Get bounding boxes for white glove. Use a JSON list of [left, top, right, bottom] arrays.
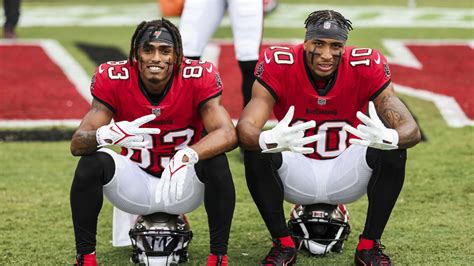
[[156, 147, 199, 205], [343, 101, 399, 150], [259, 106, 322, 154], [96, 114, 160, 148]]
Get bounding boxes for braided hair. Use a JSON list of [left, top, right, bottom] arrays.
[[304, 10, 353, 32], [128, 18, 183, 71]]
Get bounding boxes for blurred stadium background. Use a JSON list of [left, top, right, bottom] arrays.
[[0, 0, 473, 264]]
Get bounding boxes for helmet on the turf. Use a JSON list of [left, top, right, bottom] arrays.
[[288, 203, 351, 255], [129, 212, 192, 265]]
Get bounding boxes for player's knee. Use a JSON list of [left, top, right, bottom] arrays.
[[381, 149, 407, 170], [244, 150, 282, 169], [196, 153, 232, 184], [244, 150, 267, 164], [73, 152, 115, 186], [367, 148, 407, 171]]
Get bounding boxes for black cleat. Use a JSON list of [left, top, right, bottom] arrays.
[[261, 239, 297, 266], [354, 240, 392, 266]]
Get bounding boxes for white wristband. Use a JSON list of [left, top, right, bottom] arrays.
[[182, 147, 199, 164], [258, 131, 269, 151], [388, 128, 399, 146], [96, 125, 110, 147]]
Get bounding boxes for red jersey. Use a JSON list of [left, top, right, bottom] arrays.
[[91, 59, 223, 176], [255, 44, 392, 159]]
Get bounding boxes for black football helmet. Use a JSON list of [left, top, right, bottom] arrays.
[[288, 203, 351, 255], [129, 212, 193, 265]]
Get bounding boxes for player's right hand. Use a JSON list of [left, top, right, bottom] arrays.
[[96, 114, 161, 148], [259, 106, 322, 154]]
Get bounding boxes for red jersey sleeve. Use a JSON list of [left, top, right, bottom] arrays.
[[351, 48, 392, 101], [254, 47, 289, 101], [90, 62, 118, 112], [193, 61, 223, 108]]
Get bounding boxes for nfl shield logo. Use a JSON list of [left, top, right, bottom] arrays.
[[318, 98, 327, 105], [152, 108, 161, 116], [324, 21, 332, 29]]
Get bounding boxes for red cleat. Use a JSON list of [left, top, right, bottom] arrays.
[[75, 252, 97, 266], [355, 239, 392, 266], [207, 253, 228, 266]]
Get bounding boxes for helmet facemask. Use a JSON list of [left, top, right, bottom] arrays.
[[288, 203, 351, 256], [129, 212, 193, 265]]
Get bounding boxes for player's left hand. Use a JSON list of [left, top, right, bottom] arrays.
[[156, 147, 199, 205], [343, 101, 399, 150]]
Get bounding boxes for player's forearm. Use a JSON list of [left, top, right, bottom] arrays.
[[191, 126, 238, 160], [395, 122, 421, 149], [236, 120, 263, 151], [70, 130, 99, 156], [377, 94, 421, 149]]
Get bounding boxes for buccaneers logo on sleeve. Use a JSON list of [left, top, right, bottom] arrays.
[[89, 74, 97, 92], [256, 62, 264, 78], [215, 73, 223, 88], [383, 63, 391, 78]]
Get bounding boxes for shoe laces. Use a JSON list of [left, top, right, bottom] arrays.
[[263, 239, 289, 263], [371, 242, 391, 264]]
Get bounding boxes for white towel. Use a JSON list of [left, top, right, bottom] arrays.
[[112, 207, 139, 247]]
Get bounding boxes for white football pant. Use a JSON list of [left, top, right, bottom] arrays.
[[99, 148, 205, 215], [278, 145, 373, 205], [179, 0, 263, 61]]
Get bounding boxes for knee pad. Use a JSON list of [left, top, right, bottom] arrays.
[[366, 148, 407, 170], [194, 153, 231, 184], [74, 152, 115, 186], [244, 150, 282, 169]]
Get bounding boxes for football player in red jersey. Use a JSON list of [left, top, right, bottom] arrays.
[[69, 18, 237, 266], [237, 10, 421, 266]]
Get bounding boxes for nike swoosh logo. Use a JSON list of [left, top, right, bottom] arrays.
[[98, 64, 105, 74], [205, 64, 213, 73], [264, 51, 272, 64], [374, 53, 381, 64]]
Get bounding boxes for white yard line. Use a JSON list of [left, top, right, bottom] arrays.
[[0, 119, 82, 128], [17, 3, 473, 28], [0, 39, 91, 128], [383, 39, 474, 127]]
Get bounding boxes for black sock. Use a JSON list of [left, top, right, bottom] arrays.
[[363, 148, 407, 239], [195, 153, 235, 255], [70, 152, 115, 254], [238, 60, 258, 107], [244, 150, 288, 238]]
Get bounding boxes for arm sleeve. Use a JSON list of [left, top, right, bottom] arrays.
[[90, 63, 117, 113], [366, 50, 392, 100], [254, 47, 285, 102], [194, 62, 224, 109]]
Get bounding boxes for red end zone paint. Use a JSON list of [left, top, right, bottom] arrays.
[[0, 40, 472, 127], [390, 44, 474, 119], [0, 44, 90, 119], [218, 44, 284, 119], [218, 44, 244, 117]]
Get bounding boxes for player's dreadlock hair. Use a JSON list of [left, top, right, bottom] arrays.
[[128, 18, 183, 71], [304, 10, 353, 33]]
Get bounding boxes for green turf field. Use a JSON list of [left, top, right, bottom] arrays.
[[1, 0, 473, 265]]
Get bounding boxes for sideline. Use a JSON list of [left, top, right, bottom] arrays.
[[18, 3, 473, 28]]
